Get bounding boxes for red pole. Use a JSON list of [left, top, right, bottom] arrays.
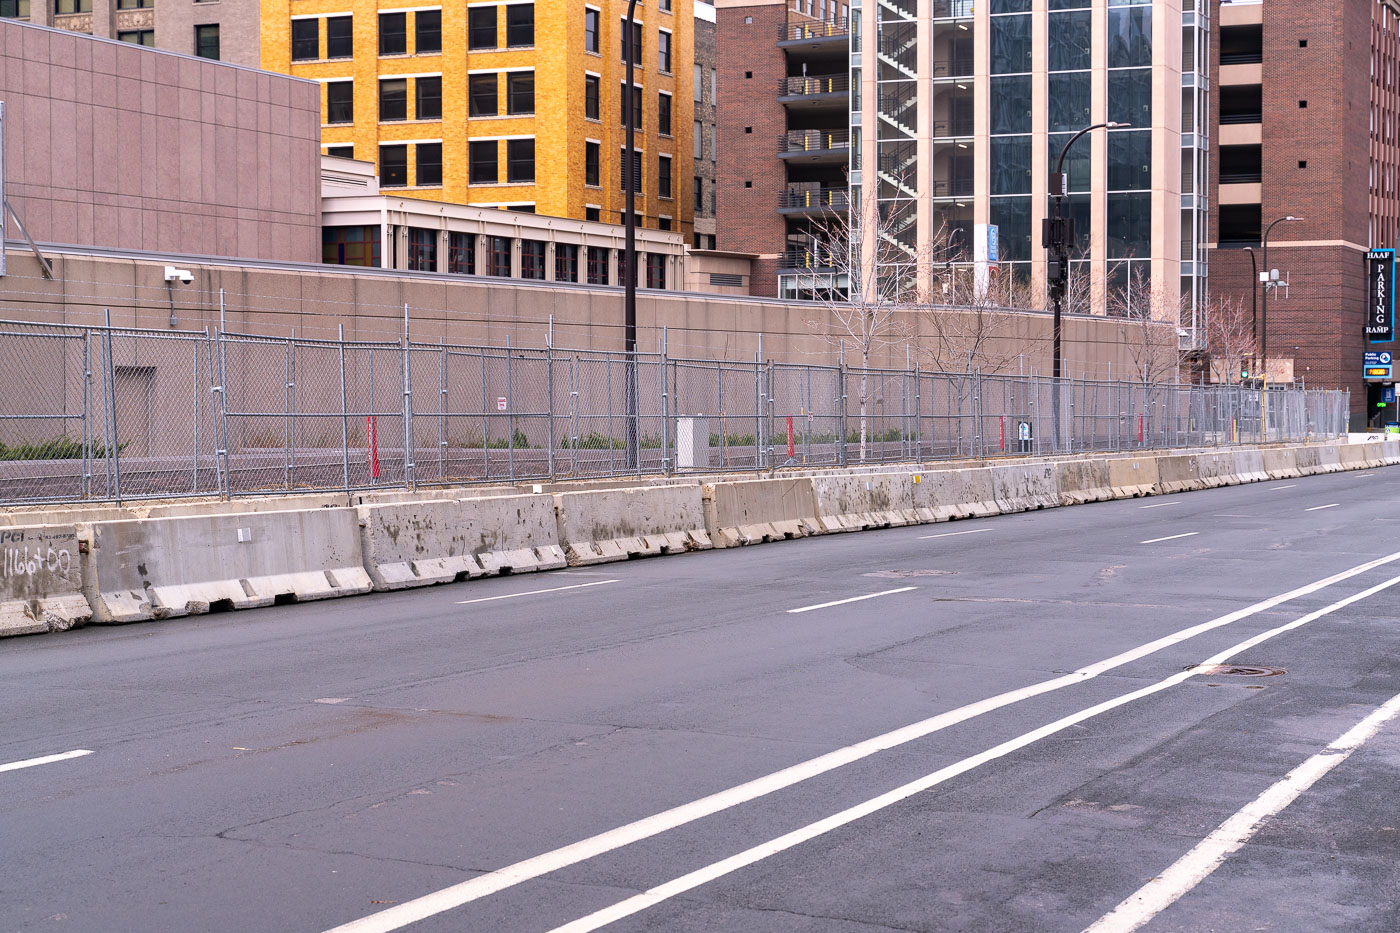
[[1137, 413, 1143, 444], [368, 415, 380, 479], [786, 415, 796, 458], [999, 415, 1005, 451]]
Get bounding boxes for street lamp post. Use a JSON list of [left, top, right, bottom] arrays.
[[1044, 121, 1126, 449], [624, 0, 639, 469], [1243, 246, 1258, 379], [1259, 214, 1302, 441]]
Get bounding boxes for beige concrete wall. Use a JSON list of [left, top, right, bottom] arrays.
[[0, 18, 320, 262]]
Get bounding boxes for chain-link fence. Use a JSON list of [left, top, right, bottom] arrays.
[[0, 318, 1351, 504]]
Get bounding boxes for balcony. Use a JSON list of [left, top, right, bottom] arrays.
[[778, 18, 849, 52], [778, 246, 840, 270], [778, 188, 850, 215], [778, 129, 850, 163], [779, 73, 850, 109]]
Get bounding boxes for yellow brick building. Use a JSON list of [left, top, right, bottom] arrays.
[[261, 0, 695, 234]]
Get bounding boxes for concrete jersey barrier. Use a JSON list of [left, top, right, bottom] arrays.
[[1106, 457, 1158, 498], [1261, 447, 1300, 479], [912, 468, 1000, 522], [809, 473, 917, 532], [1156, 455, 1202, 494], [554, 485, 712, 565], [84, 508, 372, 623], [1055, 460, 1115, 505], [0, 524, 90, 637], [357, 495, 565, 590], [989, 463, 1060, 512], [703, 478, 822, 547]]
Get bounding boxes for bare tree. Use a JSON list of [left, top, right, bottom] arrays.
[[1202, 292, 1257, 385], [1107, 264, 1184, 386]]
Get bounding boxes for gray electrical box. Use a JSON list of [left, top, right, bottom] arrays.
[[676, 416, 710, 469]]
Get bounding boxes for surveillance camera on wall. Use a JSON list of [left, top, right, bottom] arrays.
[[164, 265, 193, 284]]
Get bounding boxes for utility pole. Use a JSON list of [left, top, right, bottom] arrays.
[[1259, 214, 1302, 440], [624, 0, 640, 469]]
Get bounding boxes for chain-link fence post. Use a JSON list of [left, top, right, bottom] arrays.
[[100, 309, 122, 505], [81, 326, 93, 499], [402, 305, 415, 491], [837, 341, 848, 467], [661, 326, 671, 476], [338, 323, 350, 493], [547, 316, 556, 480]]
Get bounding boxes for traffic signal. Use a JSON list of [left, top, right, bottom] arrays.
[[1240, 367, 1250, 380]]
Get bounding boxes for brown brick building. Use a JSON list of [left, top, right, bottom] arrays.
[[1210, 0, 1400, 428]]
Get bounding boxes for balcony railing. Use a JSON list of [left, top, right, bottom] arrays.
[[931, 58, 975, 79], [779, 247, 840, 269], [932, 0, 974, 17], [779, 188, 851, 211], [780, 18, 849, 42], [779, 74, 850, 97], [1220, 111, 1262, 125], [779, 129, 851, 154], [1219, 50, 1263, 65], [930, 178, 974, 197], [933, 118, 974, 137], [1219, 170, 1263, 184]]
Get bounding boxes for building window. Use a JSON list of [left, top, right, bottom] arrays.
[[379, 78, 407, 121], [415, 9, 441, 54], [693, 120, 702, 157], [468, 6, 497, 50], [710, 68, 716, 102], [116, 0, 151, 7], [555, 244, 579, 283], [621, 19, 642, 64], [379, 11, 407, 55], [380, 144, 408, 187], [1, 0, 30, 16], [417, 142, 442, 186], [508, 205, 535, 213], [488, 236, 511, 276], [585, 141, 600, 186], [620, 148, 642, 191], [585, 206, 601, 222], [470, 140, 499, 184], [694, 176, 702, 210], [506, 3, 534, 46], [507, 72, 534, 114], [326, 15, 352, 57], [584, 7, 599, 53], [585, 74, 600, 120], [657, 30, 671, 73], [657, 93, 671, 135], [619, 83, 641, 129], [587, 246, 609, 284], [117, 29, 154, 45], [658, 216, 671, 231], [416, 76, 442, 120], [657, 155, 672, 198], [646, 253, 666, 289], [326, 80, 353, 124], [449, 232, 476, 275], [407, 228, 437, 272], [55, 0, 91, 12], [507, 139, 535, 183], [194, 24, 220, 60], [659, 0, 671, 11], [469, 74, 498, 116], [322, 226, 380, 267], [694, 63, 702, 101], [521, 240, 546, 279], [325, 145, 354, 158]]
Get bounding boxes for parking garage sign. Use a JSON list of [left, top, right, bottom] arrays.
[[1366, 248, 1394, 343]]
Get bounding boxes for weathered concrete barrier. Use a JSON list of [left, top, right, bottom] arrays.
[[1383, 440, 1400, 465], [1194, 452, 1239, 488], [1106, 457, 1158, 498], [809, 473, 917, 531], [912, 469, 1000, 522], [1295, 445, 1323, 475], [1156, 455, 1202, 494], [1055, 460, 1115, 505], [0, 524, 90, 637], [704, 478, 822, 547], [84, 508, 373, 623], [554, 485, 711, 565], [1315, 444, 1343, 474], [358, 495, 564, 590], [1261, 447, 1300, 479], [1338, 445, 1372, 470], [1232, 449, 1269, 484], [990, 463, 1060, 512]]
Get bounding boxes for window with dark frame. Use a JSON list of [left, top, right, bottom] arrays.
[[116, 0, 150, 8], [326, 80, 354, 124], [619, 148, 642, 191], [407, 227, 436, 272], [507, 72, 534, 114], [555, 244, 579, 283], [488, 236, 512, 276], [657, 30, 671, 72], [657, 93, 671, 135], [585, 74, 600, 120], [658, 217, 671, 231], [291, 18, 319, 60], [587, 246, 609, 284], [416, 76, 442, 120], [469, 74, 498, 116], [694, 176, 702, 210], [619, 83, 641, 128], [521, 240, 546, 280], [658, 154, 672, 198], [416, 142, 442, 186], [415, 9, 441, 54], [117, 29, 153, 45], [194, 24, 220, 60], [470, 140, 499, 184], [325, 145, 354, 159], [379, 11, 407, 54], [584, 7, 599, 52], [620, 19, 642, 64], [56, 0, 92, 10], [507, 139, 535, 183], [468, 6, 497, 50], [585, 141, 600, 186], [322, 226, 380, 266], [326, 15, 352, 57], [506, 3, 534, 46], [0, 0, 30, 16], [380, 144, 408, 187], [585, 207, 601, 222], [449, 232, 476, 275], [378, 77, 407, 121], [645, 253, 666, 289]]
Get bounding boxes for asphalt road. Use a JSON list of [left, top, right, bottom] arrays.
[[4, 466, 1400, 933]]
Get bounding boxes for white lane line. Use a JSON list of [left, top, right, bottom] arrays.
[[0, 749, 94, 774], [1138, 502, 1180, 509], [917, 528, 991, 541], [321, 549, 1400, 933], [1355, 473, 1376, 477], [1305, 503, 1340, 512], [1140, 532, 1199, 544], [1085, 686, 1400, 933], [455, 580, 619, 605], [786, 587, 917, 614], [549, 573, 1400, 933], [1270, 484, 1298, 490]]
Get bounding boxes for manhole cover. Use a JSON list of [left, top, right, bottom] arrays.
[[1193, 664, 1286, 677], [864, 569, 960, 579]]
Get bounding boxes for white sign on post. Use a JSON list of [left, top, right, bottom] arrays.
[[496, 397, 507, 411]]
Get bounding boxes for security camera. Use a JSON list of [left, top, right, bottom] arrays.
[[164, 265, 193, 284]]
